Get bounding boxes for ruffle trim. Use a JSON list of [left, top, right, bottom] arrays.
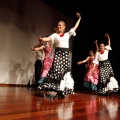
[[38, 72, 74, 95], [105, 45, 112, 50], [97, 77, 119, 94]]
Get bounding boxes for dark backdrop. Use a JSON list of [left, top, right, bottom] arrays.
[[71, 1, 120, 91], [42, 0, 120, 91]]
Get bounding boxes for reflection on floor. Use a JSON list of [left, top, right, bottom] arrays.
[[0, 87, 120, 120]]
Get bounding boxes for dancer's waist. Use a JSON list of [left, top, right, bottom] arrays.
[[55, 47, 69, 52], [99, 59, 109, 63]]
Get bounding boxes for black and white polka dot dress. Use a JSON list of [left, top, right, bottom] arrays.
[[93, 45, 119, 95], [38, 29, 76, 95]]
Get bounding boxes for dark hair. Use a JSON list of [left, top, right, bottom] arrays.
[[99, 43, 105, 47], [89, 49, 95, 54]]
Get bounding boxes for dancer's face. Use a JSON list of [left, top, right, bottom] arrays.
[[89, 50, 94, 56], [57, 21, 66, 33], [45, 42, 49, 47], [99, 43, 105, 51]]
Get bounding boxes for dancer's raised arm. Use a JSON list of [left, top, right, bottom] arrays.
[[105, 33, 111, 46], [72, 12, 81, 31], [94, 40, 99, 52]]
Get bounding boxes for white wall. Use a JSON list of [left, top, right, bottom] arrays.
[[0, 0, 74, 85]]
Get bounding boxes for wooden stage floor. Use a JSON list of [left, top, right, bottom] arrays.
[[0, 86, 120, 120]]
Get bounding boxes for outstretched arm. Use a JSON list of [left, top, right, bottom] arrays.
[[72, 12, 81, 31], [105, 33, 111, 46], [77, 56, 90, 65], [31, 45, 45, 51], [39, 36, 51, 42], [33, 43, 41, 48], [94, 40, 99, 52]]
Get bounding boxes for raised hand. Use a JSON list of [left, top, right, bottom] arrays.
[[105, 33, 109, 38], [76, 12, 81, 19], [94, 40, 98, 44], [39, 36, 42, 42]]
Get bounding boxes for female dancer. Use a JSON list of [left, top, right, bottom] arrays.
[[31, 41, 54, 84], [38, 12, 81, 98], [77, 41, 99, 92], [92, 33, 119, 95]]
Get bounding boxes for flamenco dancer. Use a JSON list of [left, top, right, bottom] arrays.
[[38, 12, 81, 98], [31, 41, 54, 84], [77, 40, 99, 92], [92, 33, 119, 95]]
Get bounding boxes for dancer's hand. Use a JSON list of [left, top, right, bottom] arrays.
[[31, 47, 35, 51], [77, 61, 82, 65], [39, 36, 43, 42], [31, 47, 34, 51], [76, 12, 81, 19], [94, 40, 98, 44], [105, 33, 109, 38]]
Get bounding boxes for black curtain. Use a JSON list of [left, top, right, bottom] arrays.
[[71, 1, 120, 92]]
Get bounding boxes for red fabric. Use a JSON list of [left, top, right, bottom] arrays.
[[84, 57, 99, 85], [60, 34, 64, 37], [41, 47, 54, 77], [100, 51, 104, 54]]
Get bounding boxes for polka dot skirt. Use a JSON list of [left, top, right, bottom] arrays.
[[38, 48, 74, 95], [97, 60, 119, 94]]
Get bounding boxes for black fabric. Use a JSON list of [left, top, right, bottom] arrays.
[[45, 47, 71, 84], [97, 60, 116, 94], [35, 60, 42, 83], [38, 47, 74, 94]]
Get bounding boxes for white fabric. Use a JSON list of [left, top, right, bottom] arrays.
[[49, 28, 76, 48], [105, 45, 112, 50], [60, 72, 74, 91], [93, 45, 112, 64], [35, 51, 45, 60], [105, 77, 119, 91], [68, 28, 76, 36]]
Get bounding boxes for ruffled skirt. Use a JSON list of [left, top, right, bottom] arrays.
[[97, 60, 119, 94], [38, 48, 74, 95], [84, 64, 99, 91]]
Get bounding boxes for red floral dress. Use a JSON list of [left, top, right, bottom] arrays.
[[40, 47, 54, 77], [84, 57, 99, 86]]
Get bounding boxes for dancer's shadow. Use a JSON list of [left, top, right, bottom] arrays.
[[19, 57, 33, 84], [8, 58, 33, 85], [8, 60, 21, 84]]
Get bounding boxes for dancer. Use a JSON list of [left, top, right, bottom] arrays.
[[77, 41, 99, 92], [31, 41, 45, 84], [31, 41, 54, 84], [38, 12, 81, 98], [92, 33, 119, 95]]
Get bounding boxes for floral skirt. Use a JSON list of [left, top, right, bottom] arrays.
[[40, 58, 54, 77], [84, 64, 99, 91]]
